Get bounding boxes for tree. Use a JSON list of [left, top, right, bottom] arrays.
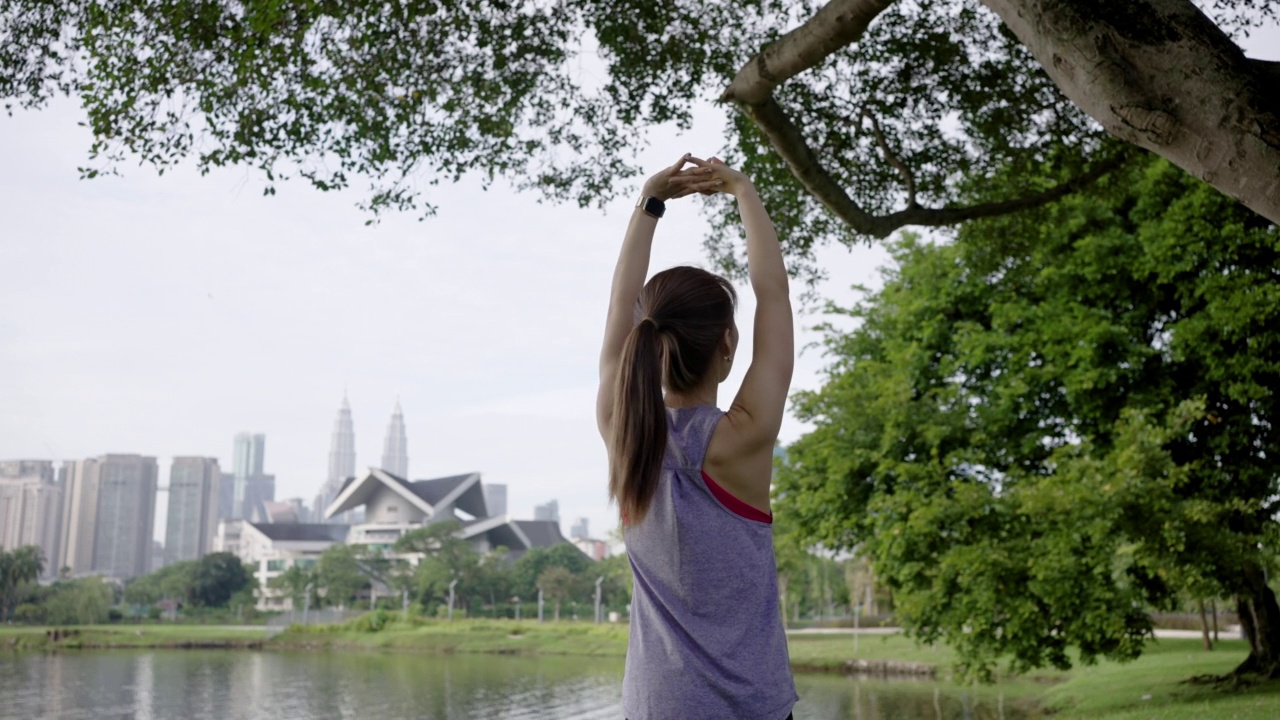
[[189, 552, 252, 608], [537, 566, 578, 622], [269, 563, 319, 610], [318, 544, 368, 609], [513, 543, 593, 600], [777, 158, 1280, 680], [123, 560, 196, 607], [2, 0, 1276, 256], [0, 546, 44, 621]]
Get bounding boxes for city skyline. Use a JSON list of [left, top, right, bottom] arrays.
[[0, 93, 892, 547]]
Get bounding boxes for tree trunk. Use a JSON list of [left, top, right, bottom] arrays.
[[1198, 599, 1213, 651], [554, 600, 560, 622], [981, 0, 1280, 224], [779, 575, 790, 629], [1212, 599, 1219, 643], [1233, 562, 1280, 678]]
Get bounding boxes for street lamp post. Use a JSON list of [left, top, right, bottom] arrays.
[[447, 579, 459, 621], [302, 582, 315, 625], [594, 576, 604, 624], [513, 596, 521, 621]]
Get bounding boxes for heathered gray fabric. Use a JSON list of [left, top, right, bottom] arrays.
[[622, 404, 797, 720]]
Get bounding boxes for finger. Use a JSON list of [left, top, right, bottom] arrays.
[[665, 153, 692, 175], [667, 172, 718, 185]]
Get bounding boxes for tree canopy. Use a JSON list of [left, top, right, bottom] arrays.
[[3, 0, 1276, 269], [776, 157, 1280, 679]]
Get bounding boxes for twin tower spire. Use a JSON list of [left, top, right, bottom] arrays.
[[327, 393, 409, 485]]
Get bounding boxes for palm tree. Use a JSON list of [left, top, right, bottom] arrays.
[[1, 546, 45, 621]]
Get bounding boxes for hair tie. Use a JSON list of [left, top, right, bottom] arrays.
[[640, 316, 661, 332]]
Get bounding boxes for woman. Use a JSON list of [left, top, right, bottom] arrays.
[[597, 154, 798, 719]]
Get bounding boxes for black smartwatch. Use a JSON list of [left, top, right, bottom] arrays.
[[636, 195, 666, 219]]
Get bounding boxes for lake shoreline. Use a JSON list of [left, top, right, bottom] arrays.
[[4, 623, 1275, 719]]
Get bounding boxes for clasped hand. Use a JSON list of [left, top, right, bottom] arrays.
[[641, 154, 753, 202]]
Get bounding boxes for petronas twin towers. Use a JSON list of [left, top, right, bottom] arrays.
[[314, 394, 409, 522]]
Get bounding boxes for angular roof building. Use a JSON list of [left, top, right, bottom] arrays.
[[325, 469, 566, 558]]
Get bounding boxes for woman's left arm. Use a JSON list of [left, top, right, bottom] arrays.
[[596, 154, 719, 440]]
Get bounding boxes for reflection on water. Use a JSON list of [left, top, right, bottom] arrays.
[[0, 651, 1036, 719]]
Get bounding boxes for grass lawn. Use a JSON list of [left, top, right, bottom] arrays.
[[271, 618, 631, 657], [0, 624, 270, 650], [1045, 638, 1280, 720]]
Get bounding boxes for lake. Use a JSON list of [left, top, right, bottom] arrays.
[[0, 651, 1038, 719]]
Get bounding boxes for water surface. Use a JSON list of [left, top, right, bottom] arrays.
[[0, 651, 1037, 719]]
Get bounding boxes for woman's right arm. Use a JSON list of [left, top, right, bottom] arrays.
[[678, 158, 794, 476], [727, 177, 794, 450]]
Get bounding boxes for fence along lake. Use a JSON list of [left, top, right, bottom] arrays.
[[0, 649, 1037, 719]]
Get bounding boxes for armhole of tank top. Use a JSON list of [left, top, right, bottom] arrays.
[[699, 409, 773, 525], [700, 470, 773, 524]]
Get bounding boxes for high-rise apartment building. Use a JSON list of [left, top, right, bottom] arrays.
[[218, 472, 236, 520], [534, 500, 559, 523], [91, 454, 158, 579], [58, 458, 102, 575], [164, 457, 222, 566], [316, 394, 356, 522], [0, 460, 61, 576], [231, 433, 266, 520], [381, 401, 409, 479], [569, 517, 589, 540], [484, 483, 508, 517]]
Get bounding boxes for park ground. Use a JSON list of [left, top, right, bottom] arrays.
[[3, 621, 1279, 719]]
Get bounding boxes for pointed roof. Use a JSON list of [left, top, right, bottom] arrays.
[[325, 469, 487, 520], [512, 520, 568, 549]]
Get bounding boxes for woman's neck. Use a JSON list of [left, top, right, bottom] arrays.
[[665, 381, 718, 409]]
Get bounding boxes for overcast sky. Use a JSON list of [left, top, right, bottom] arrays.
[[0, 93, 888, 544], [3, 21, 1276, 545]]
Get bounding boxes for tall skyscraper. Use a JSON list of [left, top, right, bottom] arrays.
[[58, 458, 101, 575], [316, 394, 356, 522], [484, 483, 508, 517], [218, 472, 236, 520], [570, 517, 589, 540], [534, 500, 560, 523], [0, 460, 62, 575], [381, 400, 409, 479], [164, 458, 222, 566], [91, 454, 158, 579], [231, 433, 265, 520]]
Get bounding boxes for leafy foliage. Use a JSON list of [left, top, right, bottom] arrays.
[[0, 546, 44, 621], [776, 158, 1280, 679], [1, 0, 1135, 254]]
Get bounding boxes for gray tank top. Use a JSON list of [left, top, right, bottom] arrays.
[[622, 404, 797, 720]]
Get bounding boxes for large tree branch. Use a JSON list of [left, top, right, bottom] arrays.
[[981, 0, 1280, 225], [1253, 59, 1280, 88], [745, 96, 1130, 238], [720, 0, 896, 106]]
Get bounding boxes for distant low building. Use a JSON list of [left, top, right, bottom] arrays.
[[572, 537, 610, 562], [237, 522, 350, 610], [241, 469, 573, 610]]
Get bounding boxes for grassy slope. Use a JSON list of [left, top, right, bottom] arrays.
[[1045, 638, 1280, 720], [271, 620, 630, 656], [0, 624, 270, 650]]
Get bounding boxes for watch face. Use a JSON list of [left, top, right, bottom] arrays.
[[644, 197, 666, 218]]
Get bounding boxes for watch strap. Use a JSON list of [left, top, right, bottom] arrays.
[[636, 195, 666, 219]]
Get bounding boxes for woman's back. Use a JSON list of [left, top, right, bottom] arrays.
[[622, 404, 796, 720]]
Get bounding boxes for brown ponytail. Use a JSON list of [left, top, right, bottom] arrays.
[[609, 267, 737, 525], [609, 318, 667, 524]]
